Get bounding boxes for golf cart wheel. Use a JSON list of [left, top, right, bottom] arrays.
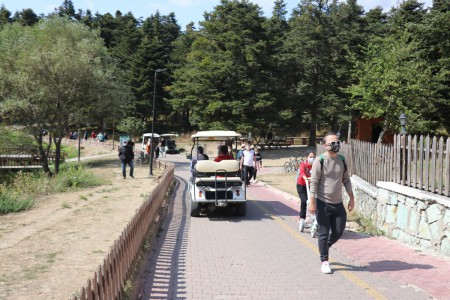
[[236, 202, 247, 216]]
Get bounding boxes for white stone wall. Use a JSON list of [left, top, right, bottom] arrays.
[[342, 176, 450, 258]]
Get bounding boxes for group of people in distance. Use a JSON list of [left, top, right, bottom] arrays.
[[145, 137, 167, 159], [192, 140, 262, 186]]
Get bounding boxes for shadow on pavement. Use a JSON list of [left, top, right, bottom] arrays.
[[205, 198, 299, 222], [340, 230, 372, 240], [332, 260, 433, 273], [136, 175, 189, 299]]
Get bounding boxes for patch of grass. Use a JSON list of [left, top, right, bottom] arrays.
[[258, 173, 297, 196], [96, 186, 119, 193], [23, 263, 51, 280], [61, 144, 78, 159], [84, 159, 117, 168], [52, 163, 106, 192], [0, 191, 34, 214], [348, 211, 385, 236], [79, 195, 88, 201], [62, 202, 72, 209]]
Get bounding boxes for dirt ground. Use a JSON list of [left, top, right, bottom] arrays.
[[0, 143, 356, 300], [0, 142, 162, 300]]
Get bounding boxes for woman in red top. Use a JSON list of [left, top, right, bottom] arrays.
[[214, 145, 234, 162], [297, 151, 316, 231]]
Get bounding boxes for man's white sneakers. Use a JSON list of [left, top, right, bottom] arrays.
[[321, 261, 332, 274], [298, 219, 305, 232]]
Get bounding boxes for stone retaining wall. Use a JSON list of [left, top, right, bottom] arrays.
[[343, 176, 450, 257]]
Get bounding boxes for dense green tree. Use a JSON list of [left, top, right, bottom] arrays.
[[347, 33, 436, 140], [388, 0, 427, 33], [0, 17, 129, 174], [283, 0, 346, 145], [12, 8, 39, 26], [263, 0, 295, 134], [0, 5, 11, 27], [168, 23, 200, 131], [56, 0, 76, 19], [108, 11, 142, 70], [129, 12, 179, 130], [364, 6, 389, 38], [432, 0, 450, 12], [412, 9, 450, 132], [170, 0, 275, 133]]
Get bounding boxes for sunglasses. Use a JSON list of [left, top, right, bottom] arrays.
[[327, 141, 341, 146]]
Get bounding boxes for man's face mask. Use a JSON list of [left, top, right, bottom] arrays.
[[326, 140, 341, 153]]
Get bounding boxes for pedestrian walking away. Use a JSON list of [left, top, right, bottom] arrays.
[[309, 132, 355, 274], [118, 140, 135, 179], [155, 145, 160, 159], [297, 151, 316, 232], [252, 146, 262, 182], [240, 141, 256, 186], [160, 137, 166, 157]]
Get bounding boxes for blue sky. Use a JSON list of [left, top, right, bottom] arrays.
[[1, 0, 433, 29]]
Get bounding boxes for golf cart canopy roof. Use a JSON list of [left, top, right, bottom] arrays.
[[142, 133, 160, 138], [160, 133, 178, 137], [191, 130, 241, 141]]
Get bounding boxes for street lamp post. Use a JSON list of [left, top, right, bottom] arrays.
[[399, 113, 407, 135], [150, 68, 167, 176]]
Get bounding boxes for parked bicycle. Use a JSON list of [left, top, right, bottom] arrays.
[[283, 156, 304, 173]]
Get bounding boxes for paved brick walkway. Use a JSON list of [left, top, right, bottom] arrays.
[[136, 158, 449, 299]]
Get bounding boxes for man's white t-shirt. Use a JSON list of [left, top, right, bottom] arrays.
[[242, 149, 255, 167]]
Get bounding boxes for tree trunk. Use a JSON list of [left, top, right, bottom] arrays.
[[37, 131, 52, 176], [377, 118, 389, 144], [53, 134, 62, 174], [308, 111, 317, 147]]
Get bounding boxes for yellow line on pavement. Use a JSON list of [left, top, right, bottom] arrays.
[[253, 200, 387, 300]]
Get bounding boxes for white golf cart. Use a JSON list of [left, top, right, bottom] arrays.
[[189, 130, 247, 217], [160, 133, 179, 154], [141, 133, 160, 150]]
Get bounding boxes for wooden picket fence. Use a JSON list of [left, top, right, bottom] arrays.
[[72, 161, 174, 300], [317, 134, 450, 197]]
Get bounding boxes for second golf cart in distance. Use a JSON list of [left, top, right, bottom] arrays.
[[189, 130, 247, 217]]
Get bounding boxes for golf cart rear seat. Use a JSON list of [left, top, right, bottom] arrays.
[[195, 160, 240, 178]]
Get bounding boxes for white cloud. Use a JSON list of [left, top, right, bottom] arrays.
[[84, 0, 95, 11], [45, 3, 58, 11]]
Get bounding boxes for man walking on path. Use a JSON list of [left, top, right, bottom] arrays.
[[118, 140, 135, 179], [240, 141, 256, 186], [309, 132, 355, 274]]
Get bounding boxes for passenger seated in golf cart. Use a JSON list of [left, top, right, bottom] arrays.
[[214, 145, 234, 162], [189, 131, 247, 217]]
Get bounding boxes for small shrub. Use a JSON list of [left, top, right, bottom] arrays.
[[52, 163, 105, 192], [79, 195, 88, 201], [61, 202, 72, 209], [0, 191, 34, 214], [348, 211, 385, 236], [0, 162, 105, 215]]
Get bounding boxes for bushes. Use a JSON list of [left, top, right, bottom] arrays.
[[0, 191, 34, 214], [0, 163, 106, 215], [52, 163, 105, 192]]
